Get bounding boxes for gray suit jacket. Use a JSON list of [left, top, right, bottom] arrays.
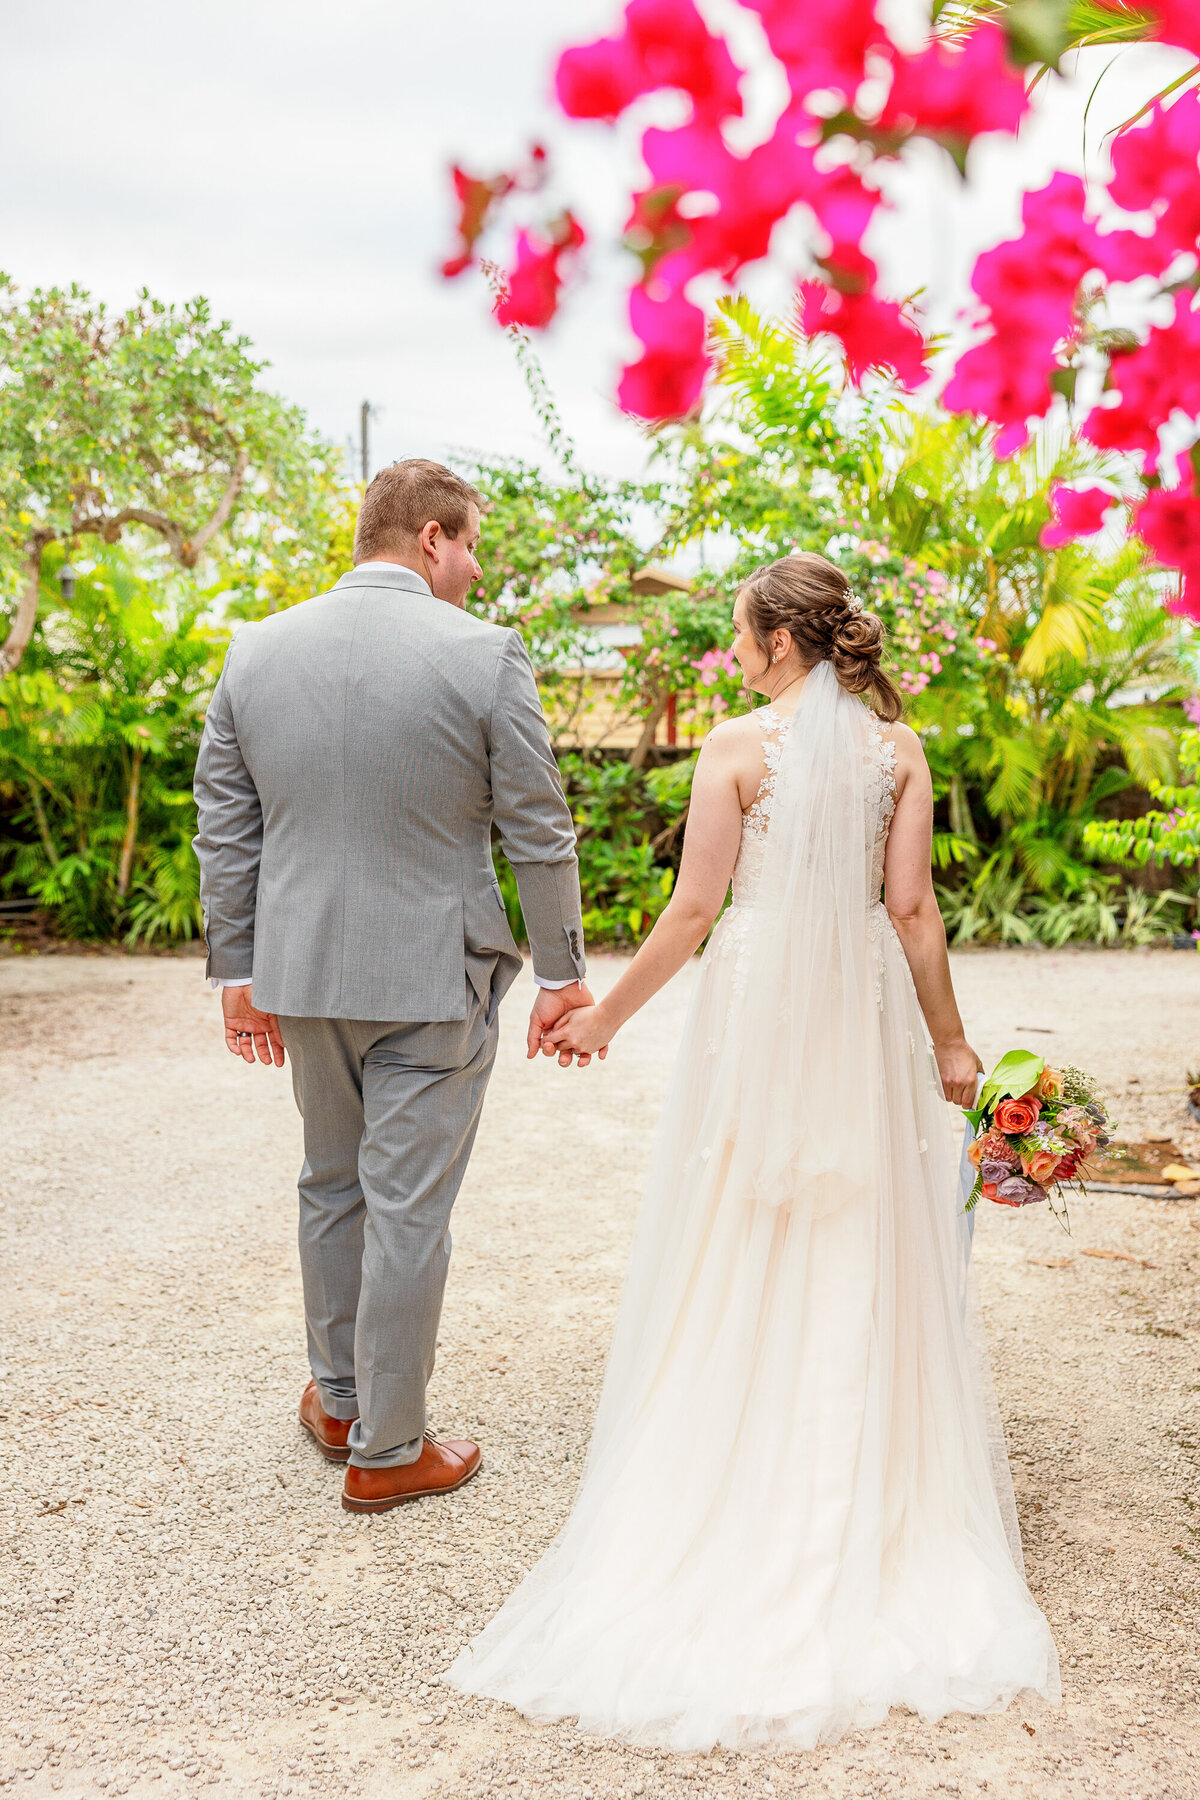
[[193, 565, 585, 1021]]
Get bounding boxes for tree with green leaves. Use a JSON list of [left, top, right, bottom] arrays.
[[0, 547, 216, 936], [0, 278, 343, 671]]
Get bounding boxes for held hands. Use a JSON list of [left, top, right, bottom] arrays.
[[526, 981, 610, 1069], [221, 985, 286, 1068], [546, 1003, 612, 1063], [936, 1037, 984, 1109]]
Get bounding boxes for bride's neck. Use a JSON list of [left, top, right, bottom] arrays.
[[759, 664, 808, 712]]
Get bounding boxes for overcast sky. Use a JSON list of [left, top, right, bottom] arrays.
[[0, 2, 1189, 484]]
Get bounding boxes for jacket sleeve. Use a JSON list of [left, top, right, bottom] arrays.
[[488, 628, 586, 984], [193, 635, 263, 983]]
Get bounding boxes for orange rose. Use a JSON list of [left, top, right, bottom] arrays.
[[1021, 1146, 1059, 1185], [994, 1094, 1041, 1134], [1037, 1067, 1064, 1100], [967, 1135, 985, 1169], [982, 1181, 999, 1200]]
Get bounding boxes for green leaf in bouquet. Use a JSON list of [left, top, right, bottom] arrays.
[[976, 1048, 1045, 1117], [963, 1105, 987, 1132]]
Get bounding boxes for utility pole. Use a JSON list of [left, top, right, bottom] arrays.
[[360, 401, 372, 486]]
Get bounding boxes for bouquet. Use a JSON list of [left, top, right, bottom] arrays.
[[963, 1049, 1113, 1227]]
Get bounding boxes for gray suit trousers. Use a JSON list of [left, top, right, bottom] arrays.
[[279, 988, 498, 1468]]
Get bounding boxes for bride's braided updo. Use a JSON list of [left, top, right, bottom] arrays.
[[740, 552, 903, 723]]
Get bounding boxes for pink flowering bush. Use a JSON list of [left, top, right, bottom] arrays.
[[443, 2, 1200, 615]]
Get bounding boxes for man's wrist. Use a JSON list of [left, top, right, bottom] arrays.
[[533, 975, 582, 991]]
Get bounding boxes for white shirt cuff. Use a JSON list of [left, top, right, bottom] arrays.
[[210, 976, 253, 989], [533, 975, 582, 991]]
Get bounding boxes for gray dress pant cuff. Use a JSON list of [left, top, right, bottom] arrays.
[[346, 1420, 423, 1469], [317, 1382, 360, 1423]]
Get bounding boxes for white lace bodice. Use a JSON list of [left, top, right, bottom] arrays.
[[730, 703, 898, 910]]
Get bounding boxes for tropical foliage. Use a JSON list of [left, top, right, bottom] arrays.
[[0, 279, 344, 677], [0, 549, 215, 941], [0, 283, 1195, 951], [445, 0, 1200, 614], [643, 301, 1196, 942]]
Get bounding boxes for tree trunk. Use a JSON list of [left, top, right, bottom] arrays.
[[28, 782, 60, 868], [948, 774, 977, 844], [116, 743, 143, 898], [630, 688, 669, 770], [0, 534, 53, 679]]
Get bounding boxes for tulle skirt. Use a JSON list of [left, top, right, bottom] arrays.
[[447, 907, 1060, 1750]]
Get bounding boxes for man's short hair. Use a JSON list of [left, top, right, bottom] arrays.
[[353, 459, 484, 563]]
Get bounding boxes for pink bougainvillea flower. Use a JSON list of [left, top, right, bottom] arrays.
[[618, 281, 709, 417], [1136, 456, 1200, 622], [1139, 0, 1200, 56], [557, 35, 641, 121], [878, 23, 1029, 149], [942, 320, 1057, 453], [970, 173, 1097, 324], [1083, 293, 1200, 463], [442, 166, 516, 279], [743, 0, 886, 107], [557, 0, 743, 125], [806, 160, 880, 250], [797, 256, 927, 389], [640, 117, 881, 282], [624, 182, 694, 278], [441, 146, 547, 279], [641, 118, 829, 280], [944, 173, 1134, 450], [1040, 483, 1118, 548], [1108, 90, 1200, 268], [1093, 0, 1199, 55], [494, 214, 586, 330]]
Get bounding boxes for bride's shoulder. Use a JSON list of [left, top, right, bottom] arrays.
[[870, 717, 927, 794], [873, 717, 922, 756], [699, 710, 770, 765]]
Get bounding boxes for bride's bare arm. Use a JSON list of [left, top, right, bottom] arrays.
[[547, 726, 748, 1058], [883, 728, 982, 1107]]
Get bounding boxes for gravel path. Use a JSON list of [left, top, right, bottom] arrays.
[[2, 947, 1199, 1800]]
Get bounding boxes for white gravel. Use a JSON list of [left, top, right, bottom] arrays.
[[1, 945, 1199, 1799]]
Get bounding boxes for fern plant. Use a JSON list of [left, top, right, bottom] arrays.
[[1084, 729, 1200, 869]]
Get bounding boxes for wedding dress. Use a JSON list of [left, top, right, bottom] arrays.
[[448, 664, 1060, 1751]]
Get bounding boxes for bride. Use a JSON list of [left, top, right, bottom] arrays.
[[448, 551, 1060, 1750]]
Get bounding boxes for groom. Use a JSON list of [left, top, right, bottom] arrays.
[[193, 459, 594, 1513]]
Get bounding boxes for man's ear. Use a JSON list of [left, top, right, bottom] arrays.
[[420, 519, 442, 562]]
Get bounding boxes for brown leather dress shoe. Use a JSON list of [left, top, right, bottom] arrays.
[[341, 1435, 481, 1512], [299, 1380, 356, 1463]]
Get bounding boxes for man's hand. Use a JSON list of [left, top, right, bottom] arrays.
[[526, 981, 607, 1069], [221, 985, 286, 1068]]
